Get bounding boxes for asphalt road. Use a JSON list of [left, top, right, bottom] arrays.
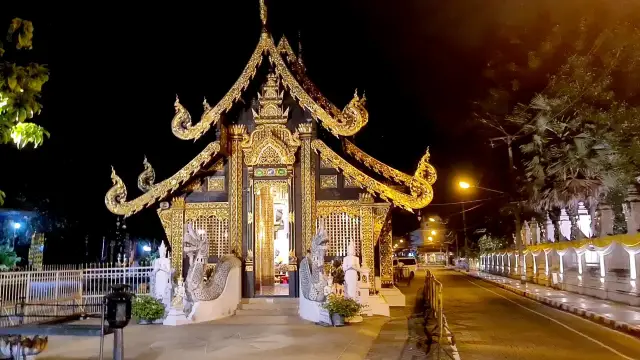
[[432, 268, 640, 360]]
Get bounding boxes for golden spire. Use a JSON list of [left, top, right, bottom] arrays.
[[260, 0, 267, 26]]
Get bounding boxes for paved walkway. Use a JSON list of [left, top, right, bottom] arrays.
[[468, 270, 640, 336], [435, 268, 640, 360], [40, 313, 387, 359], [365, 272, 428, 360]]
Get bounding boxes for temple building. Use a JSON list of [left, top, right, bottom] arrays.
[[105, 1, 436, 298]]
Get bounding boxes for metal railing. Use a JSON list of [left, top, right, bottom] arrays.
[[0, 264, 151, 326], [423, 269, 456, 359]]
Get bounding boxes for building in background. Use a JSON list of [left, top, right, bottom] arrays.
[[410, 215, 447, 265]]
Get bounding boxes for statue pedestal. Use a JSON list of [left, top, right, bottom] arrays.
[[163, 307, 192, 326]]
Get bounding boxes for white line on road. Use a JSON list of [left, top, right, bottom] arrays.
[[466, 279, 638, 360]]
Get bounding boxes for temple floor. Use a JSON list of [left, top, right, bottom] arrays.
[[256, 284, 289, 296], [39, 313, 388, 359]]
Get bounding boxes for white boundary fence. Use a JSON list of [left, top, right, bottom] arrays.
[[0, 264, 152, 326]]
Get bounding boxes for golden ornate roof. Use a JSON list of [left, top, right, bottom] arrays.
[[105, 142, 221, 217], [344, 140, 437, 186], [312, 140, 434, 212], [170, 8, 369, 140], [104, 2, 435, 217]]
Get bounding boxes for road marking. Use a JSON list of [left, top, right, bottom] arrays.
[[466, 278, 638, 360]]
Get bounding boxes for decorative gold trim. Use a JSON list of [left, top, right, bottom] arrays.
[[359, 193, 374, 203], [253, 179, 289, 194], [361, 206, 375, 290], [137, 156, 155, 192], [320, 156, 333, 169], [373, 206, 391, 244], [170, 32, 268, 140], [299, 124, 316, 252], [105, 142, 221, 217], [380, 219, 393, 286], [276, 36, 296, 62], [259, 0, 267, 26], [169, 200, 185, 278], [206, 158, 225, 172], [316, 200, 361, 218], [184, 202, 229, 222], [344, 176, 358, 188], [184, 179, 203, 193], [207, 176, 225, 192], [229, 126, 245, 256], [320, 175, 338, 189], [268, 39, 368, 137], [345, 140, 437, 186], [242, 124, 300, 166], [312, 140, 433, 211], [171, 29, 368, 140]]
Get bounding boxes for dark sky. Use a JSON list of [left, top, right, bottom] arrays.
[[2, 0, 565, 251]]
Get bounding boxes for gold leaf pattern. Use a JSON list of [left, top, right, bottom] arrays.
[[320, 175, 338, 189], [105, 142, 221, 217], [312, 140, 434, 211]]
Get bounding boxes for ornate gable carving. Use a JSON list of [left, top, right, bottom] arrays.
[[242, 73, 300, 166]]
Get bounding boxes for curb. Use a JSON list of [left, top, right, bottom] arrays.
[[462, 271, 640, 339]]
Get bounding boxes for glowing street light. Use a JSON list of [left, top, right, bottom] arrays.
[[428, 217, 435, 222], [399, 239, 404, 243], [431, 230, 437, 235], [458, 181, 471, 189], [428, 236, 433, 241], [142, 245, 152, 252]]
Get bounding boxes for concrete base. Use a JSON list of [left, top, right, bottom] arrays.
[[163, 308, 192, 326], [347, 315, 363, 323], [187, 266, 242, 323], [367, 295, 390, 317], [298, 294, 324, 322], [379, 287, 406, 307]]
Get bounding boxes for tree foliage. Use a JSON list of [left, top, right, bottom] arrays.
[[478, 234, 509, 253], [476, 3, 640, 227], [0, 18, 49, 206]]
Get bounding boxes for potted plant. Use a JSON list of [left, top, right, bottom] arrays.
[[322, 294, 363, 327], [131, 295, 165, 324]]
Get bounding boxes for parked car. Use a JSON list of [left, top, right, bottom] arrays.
[[393, 257, 417, 279]]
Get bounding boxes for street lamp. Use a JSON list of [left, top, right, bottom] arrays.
[[428, 217, 435, 222], [430, 230, 437, 235], [428, 236, 433, 241], [142, 245, 152, 252], [12, 222, 21, 249]]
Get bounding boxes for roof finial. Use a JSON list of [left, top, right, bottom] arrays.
[[259, 0, 267, 26]]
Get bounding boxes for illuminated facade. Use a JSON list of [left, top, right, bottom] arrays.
[[105, 1, 436, 298]]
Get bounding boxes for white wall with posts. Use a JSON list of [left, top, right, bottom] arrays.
[[481, 237, 640, 306]]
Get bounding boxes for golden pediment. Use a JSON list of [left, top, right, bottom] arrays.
[[242, 124, 300, 166]]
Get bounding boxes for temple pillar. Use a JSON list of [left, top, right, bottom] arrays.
[[380, 220, 393, 287], [168, 198, 185, 278], [229, 125, 246, 256], [298, 123, 316, 253]]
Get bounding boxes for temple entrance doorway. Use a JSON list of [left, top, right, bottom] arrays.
[[253, 180, 291, 296]]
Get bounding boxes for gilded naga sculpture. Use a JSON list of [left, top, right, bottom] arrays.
[[300, 226, 329, 302], [183, 223, 241, 302]]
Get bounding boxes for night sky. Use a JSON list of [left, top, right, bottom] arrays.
[[2, 0, 562, 258]]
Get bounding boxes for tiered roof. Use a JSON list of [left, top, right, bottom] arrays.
[[105, 0, 436, 217]]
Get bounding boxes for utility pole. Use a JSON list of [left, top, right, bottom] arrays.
[[490, 135, 526, 284]]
